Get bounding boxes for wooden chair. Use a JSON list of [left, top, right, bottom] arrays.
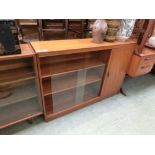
[[66, 19, 85, 38], [38, 19, 68, 40], [133, 19, 155, 54], [15, 19, 39, 43], [127, 19, 155, 77]]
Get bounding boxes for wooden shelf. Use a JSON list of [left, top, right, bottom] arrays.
[[44, 82, 100, 114], [0, 67, 34, 85], [42, 67, 104, 96], [0, 97, 42, 129], [41, 57, 105, 78], [0, 80, 37, 108], [30, 38, 136, 57], [0, 44, 35, 61]]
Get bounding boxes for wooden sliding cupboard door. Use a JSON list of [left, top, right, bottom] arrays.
[[101, 44, 135, 98]]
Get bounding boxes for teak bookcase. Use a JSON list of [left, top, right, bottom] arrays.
[[31, 38, 136, 121], [0, 44, 43, 129]]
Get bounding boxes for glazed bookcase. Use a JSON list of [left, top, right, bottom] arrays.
[[31, 38, 136, 121], [0, 44, 43, 129]]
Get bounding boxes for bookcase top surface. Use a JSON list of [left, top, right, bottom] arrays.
[[31, 38, 136, 56], [0, 44, 34, 60]]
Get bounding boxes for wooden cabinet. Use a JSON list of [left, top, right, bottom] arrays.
[[0, 44, 43, 129], [127, 20, 155, 77], [127, 47, 155, 77], [31, 38, 136, 121]]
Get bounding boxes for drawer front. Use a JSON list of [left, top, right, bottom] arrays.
[[136, 63, 154, 76], [141, 55, 155, 65]]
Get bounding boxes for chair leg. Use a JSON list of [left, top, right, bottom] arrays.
[[65, 19, 69, 39], [120, 88, 127, 96], [38, 19, 44, 40], [81, 20, 85, 38]]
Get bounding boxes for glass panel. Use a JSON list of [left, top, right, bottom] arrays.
[[41, 50, 110, 114], [0, 58, 42, 128], [0, 97, 41, 127]]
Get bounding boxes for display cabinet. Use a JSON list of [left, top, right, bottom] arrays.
[[31, 38, 136, 121], [0, 44, 43, 129]]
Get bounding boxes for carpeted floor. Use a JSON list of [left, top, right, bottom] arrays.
[[0, 74, 155, 135]]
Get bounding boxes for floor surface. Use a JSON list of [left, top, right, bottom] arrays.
[[0, 74, 155, 135]]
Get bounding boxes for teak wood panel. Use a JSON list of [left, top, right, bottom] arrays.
[[101, 44, 135, 98], [0, 44, 35, 61], [31, 38, 136, 57], [40, 58, 105, 78], [127, 47, 155, 77]]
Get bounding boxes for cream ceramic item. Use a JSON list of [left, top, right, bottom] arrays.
[[148, 36, 155, 47], [116, 19, 136, 41], [92, 20, 107, 43]]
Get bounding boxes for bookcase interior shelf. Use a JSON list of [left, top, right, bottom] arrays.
[[42, 66, 104, 96], [44, 82, 101, 114], [0, 58, 35, 85], [0, 79, 37, 108], [0, 67, 35, 85], [40, 51, 107, 78]]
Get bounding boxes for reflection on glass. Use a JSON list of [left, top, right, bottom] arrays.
[[0, 58, 42, 128], [41, 50, 110, 114]]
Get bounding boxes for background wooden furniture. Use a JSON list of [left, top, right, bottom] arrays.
[[38, 19, 68, 40], [0, 44, 43, 129], [127, 19, 155, 77], [31, 38, 136, 121], [83, 19, 95, 38], [15, 19, 39, 43], [67, 19, 95, 38], [15, 19, 96, 41], [67, 19, 85, 38], [127, 47, 155, 77]]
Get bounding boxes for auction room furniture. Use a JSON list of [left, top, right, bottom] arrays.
[[0, 44, 43, 129], [31, 38, 136, 121], [127, 19, 155, 77], [67, 20, 85, 38], [38, 19, 68, 40], [16, 19, 39, 43]]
